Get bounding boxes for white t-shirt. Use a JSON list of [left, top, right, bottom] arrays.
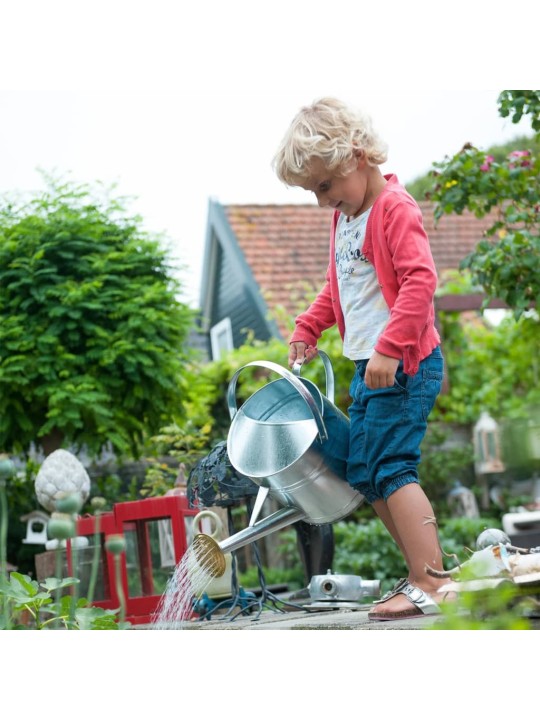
[[335, 209, 390, 360]]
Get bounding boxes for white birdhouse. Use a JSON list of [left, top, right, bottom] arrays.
[[20, 510, 50, 545]]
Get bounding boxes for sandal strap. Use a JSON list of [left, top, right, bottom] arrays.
[[373, 580, 440, 615], [398, 582, 440, 615], [374, 578, 408, 604]]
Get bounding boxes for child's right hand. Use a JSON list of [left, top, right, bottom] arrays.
[[288, 342, 318, 368]]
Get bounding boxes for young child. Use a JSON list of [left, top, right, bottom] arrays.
[[272, 97, 450, 620]]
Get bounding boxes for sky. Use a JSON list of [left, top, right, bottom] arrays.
[[0, 1, 537, 310], [1, 0, 536, 692]]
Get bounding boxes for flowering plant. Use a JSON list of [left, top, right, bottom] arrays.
[[428, 91, 540, 316]]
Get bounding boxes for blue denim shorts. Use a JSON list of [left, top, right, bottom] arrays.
[[347, 346, 444, 503]]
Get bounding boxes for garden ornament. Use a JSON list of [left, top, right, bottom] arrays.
[[35, 449, 91, 513]]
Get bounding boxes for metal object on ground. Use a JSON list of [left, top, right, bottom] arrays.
[[305, 570, 381, 610]]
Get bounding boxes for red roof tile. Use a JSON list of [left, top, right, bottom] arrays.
[[225, 200, 495, 307]]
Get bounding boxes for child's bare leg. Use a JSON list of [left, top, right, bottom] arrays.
[[372, 499, 411, 570], [373, 484, 449, 615]]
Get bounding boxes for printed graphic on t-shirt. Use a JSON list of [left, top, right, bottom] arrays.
[[336, 209, 390, 361], [335, 223, 369, 281]]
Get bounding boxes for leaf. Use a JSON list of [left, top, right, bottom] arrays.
[[40, 577, 80, 591], [9, 572, 39, 597]]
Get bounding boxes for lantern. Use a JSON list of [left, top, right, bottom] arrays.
[[473, 411, 505, 475]]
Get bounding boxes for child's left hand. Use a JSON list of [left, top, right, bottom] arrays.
[[365, 351, 400, 389]]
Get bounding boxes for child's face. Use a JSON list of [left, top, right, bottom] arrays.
[[300, 154, 371, 218]]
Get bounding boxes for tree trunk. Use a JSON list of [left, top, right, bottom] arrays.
[[39, 429, 65, 456]]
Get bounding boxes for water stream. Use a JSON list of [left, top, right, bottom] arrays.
[[152, 541, 216, 629]]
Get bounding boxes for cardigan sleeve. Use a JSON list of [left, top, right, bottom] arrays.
[[289, 266, 337, 346], [374, 197, 438, 362]]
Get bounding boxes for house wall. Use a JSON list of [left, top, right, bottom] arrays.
[[211, 241, 273, 352]]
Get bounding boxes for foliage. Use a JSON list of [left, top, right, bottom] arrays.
[[0, 571, 126, 629], [0, 172, 196, 457], [331, 518, 408, 594], [405, 134, 540, 202], [427, 90, 540, 316], [432, 576, 532, 630], [433, 310, 540, 425], [2, 458, 43, 575], [89, 471, 139, 509], [436, 516, 501, 561], [141, 420, 213, 497], [238, 561, 304, 592], [498, 90, 540, 132], [416, 425, 475, 513], [0, 478, 129, 629]]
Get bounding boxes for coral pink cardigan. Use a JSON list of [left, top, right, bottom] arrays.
[[290, 175, 441, 376]]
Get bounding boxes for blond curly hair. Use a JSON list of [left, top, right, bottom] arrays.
[[272, 97, 388, 187]]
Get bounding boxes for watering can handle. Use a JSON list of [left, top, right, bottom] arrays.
[[292, 349, 335, 404], [227, 360, 328, 442]]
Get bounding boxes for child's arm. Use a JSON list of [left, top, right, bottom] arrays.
[[290, 269, 337, 349]]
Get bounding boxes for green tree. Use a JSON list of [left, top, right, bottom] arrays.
[[427, 90, 540, 316], [0, 173, 196, 457]]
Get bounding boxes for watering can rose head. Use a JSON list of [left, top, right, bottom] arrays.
[[192, 533, 226, 578]]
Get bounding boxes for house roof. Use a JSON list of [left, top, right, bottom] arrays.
[[223, 201, 495, 334]]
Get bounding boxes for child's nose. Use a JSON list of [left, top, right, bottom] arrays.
[[316, 193, 329, 208]]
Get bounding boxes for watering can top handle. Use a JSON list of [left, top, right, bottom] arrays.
[[292, 349, 335, 404], [192, 510, 224, 540], [227, 359, 328, 442]]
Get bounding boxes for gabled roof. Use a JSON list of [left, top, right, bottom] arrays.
[[223, 204, 334, 315], [221, 201, 495, 333]]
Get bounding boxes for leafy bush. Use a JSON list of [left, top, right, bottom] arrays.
[[0, 172, 195, 457], [0, 572, 125, 630]]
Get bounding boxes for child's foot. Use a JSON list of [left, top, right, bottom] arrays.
[[368, 580, 455, 621]]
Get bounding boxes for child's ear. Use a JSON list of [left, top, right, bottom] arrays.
[[353, 148, 365, 166]]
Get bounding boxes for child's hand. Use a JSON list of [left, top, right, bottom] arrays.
[[288, 342, 318, 368], [365, 351, 400, 389]]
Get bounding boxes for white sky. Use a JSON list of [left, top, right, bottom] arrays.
[[0, 1, 537, 308]]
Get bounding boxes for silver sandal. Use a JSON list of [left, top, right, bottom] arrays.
[[368, 580, 441, 621]]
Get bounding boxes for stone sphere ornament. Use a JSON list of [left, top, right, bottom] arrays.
[[35, 449, 91, 512], [476, 527, 511, 550]]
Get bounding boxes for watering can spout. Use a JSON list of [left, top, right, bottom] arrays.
[[193, 505, 305, 578]]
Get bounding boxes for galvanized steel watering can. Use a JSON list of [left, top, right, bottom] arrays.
[[193, 351, 364, 577]]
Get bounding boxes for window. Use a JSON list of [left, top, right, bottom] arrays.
[[210, 317, 234, 360]]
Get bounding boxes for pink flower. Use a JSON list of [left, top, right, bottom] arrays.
[[508, 149, 532, 168], [480, 155, 494, 172]]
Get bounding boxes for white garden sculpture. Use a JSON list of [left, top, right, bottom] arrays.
[[35, 449, 91, 512]]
